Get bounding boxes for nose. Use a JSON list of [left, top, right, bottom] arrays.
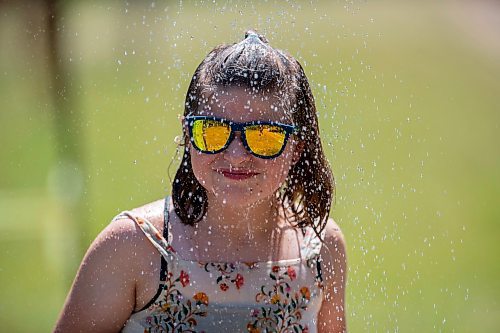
[[223, 132, 251, 164]]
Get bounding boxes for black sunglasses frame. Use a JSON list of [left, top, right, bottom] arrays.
[[185, 115, 297, 159]]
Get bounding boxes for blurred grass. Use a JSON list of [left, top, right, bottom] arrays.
[[1, 0, 499, 332]]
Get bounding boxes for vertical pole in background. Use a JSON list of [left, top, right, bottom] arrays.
[[44, 0, 86, 287]]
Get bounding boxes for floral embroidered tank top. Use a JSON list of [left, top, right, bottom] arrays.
[[115, 197, 325, 333]]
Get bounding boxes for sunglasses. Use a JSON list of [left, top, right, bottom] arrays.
[[185, 115, 297, 159]]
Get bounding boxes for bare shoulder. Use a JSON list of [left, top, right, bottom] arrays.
[[101, 198, 165, 242], [322, 218, 347, 254], [320, 218, 347, 283], [128, 198, 166, 230], [88, 200, 167, 273], [317, 218, 348, 332], [53, 198, 166, 332]]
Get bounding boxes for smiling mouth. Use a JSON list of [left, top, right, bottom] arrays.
[[215, 168, 260, 180]]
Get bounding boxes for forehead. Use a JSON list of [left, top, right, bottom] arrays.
[[197, 87, 292, 123]]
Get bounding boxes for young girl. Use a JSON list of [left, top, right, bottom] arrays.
[[54, 31, 347, 333]]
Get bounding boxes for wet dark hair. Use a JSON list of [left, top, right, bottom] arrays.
[[172, 31, 335, 238]]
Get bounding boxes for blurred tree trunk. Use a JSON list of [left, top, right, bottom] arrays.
[[44, 0, 87, 285]]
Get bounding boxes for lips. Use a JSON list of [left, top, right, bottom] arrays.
[[215, 168, 260, 180]]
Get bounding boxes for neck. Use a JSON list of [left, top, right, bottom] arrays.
[[200, 193, 280, 242]]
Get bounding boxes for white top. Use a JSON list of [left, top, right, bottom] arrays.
[[115, 197, 325, 333]]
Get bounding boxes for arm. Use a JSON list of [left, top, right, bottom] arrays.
[[53, 218, 141, 333], [317, 218, 348, 333]]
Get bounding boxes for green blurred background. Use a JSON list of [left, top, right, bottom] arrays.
[[1, 0, 499, 331]]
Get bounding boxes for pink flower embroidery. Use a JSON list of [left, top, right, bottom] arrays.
[[179, 270, 190, 287], [235, 273, 244, 289], [287, 266, 297, 281]]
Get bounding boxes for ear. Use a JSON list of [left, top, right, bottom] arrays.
[[175, 115, 189, 146], [180, 115, 190, 138], [292, 141, 304, 165]]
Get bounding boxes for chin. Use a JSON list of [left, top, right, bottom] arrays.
[[211, 185, 275, 208]]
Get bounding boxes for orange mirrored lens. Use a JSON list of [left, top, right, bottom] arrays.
[[192, 119, 230, 151], [245, 125, 286, 156]]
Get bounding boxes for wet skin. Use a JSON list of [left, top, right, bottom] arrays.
[[54, 87, 347, 332]]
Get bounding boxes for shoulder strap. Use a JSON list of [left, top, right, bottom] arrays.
[[163, 195, 171, 242], [111, 199, 175, 265], [300, 227, 324, 260], [118, 211, 173, 260], [301, 227, 325, 285], [158, 196, 171, 281]]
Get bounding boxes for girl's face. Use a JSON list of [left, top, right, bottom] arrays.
[[189, 87, 301, 208]]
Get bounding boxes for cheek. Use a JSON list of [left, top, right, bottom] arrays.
[[263, 150, 295, 183], [190, 146, 216, 186]]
